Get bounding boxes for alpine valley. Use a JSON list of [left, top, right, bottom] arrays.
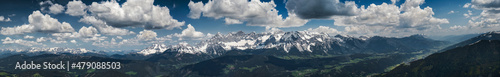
[[0, 31, 499, 77]]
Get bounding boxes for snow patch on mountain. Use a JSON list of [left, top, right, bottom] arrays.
[[223, 40, 256, 47]]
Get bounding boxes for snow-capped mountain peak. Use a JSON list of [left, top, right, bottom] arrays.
[[0, 47, 96, 54], [137, 44, 168, 55]]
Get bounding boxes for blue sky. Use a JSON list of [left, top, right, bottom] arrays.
[[0, 0, 499, 51]]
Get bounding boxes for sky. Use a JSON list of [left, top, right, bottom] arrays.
[[0, 0, 499, 51]]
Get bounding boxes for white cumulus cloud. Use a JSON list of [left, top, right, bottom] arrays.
[[79, 16, 135, 36], [174, 24, 206, 40], [137, 30, 158, 41], [24, 35, 35, 39], [188, 0, 308, 28], [307, 26, 341, 34], [50, 26, 108, 43], [0, 25, 34, 35], [65, 0, 87, 16], [2, 37, 42, 46], [468, 0, 500, 10], [333, 0, 449, 36], [48, 4, 65, 14], [87, 0, 185, 30], [40, 1, 64, 14], [0, 11, 75, 35], [78, 26, 99, 38], [35, 37, 68, 44], [463, 0, 500, 29], [70, 40, 77, 43], [463, 3, 471, 8], [28, 11, 75, 33], [224, 18, 243, 25], [0, 16, 11, 22], [448, 11, 455, 14]]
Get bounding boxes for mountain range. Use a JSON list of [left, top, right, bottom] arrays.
[[138, 31, 448, 56], [0, 31, 498, 77], [0, 31, 450, 58]]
